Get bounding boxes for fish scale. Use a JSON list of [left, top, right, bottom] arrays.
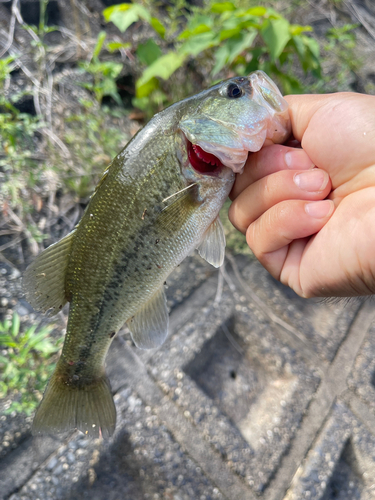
[[23, 71, 291, 438]]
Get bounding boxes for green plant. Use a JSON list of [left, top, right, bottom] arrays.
[[324, 23, 360, 90], [103, 0, 321, 115], [59, 98, 128, 199], [0, 56, 48, 245], [0, 313, 62, 415], [79, 31, 125, 106]]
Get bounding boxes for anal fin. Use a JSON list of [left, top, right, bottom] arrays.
[[127, 286, 169, 349], [196, 217, 226, 268], [23, 230, 75, 316]]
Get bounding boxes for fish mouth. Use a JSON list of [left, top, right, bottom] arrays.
[[187, 140, 230, 176]]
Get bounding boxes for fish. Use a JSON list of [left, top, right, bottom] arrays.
[[23, 70, 290, 438]]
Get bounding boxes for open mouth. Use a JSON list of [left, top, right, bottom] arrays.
[[187, 140, 224, 175]]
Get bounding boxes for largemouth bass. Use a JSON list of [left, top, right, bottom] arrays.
[[24, 71, 290, 438]]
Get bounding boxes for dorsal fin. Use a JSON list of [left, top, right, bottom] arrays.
[[23, 231, 75, 316], [127, 286, 169, 349], [196, 217, 226, 268]]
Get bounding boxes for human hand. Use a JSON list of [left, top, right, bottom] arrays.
[[229, 92, 375, 297]]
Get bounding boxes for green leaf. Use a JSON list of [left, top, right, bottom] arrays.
[[179, 32, 218, 56], [277, 72, 303, 94], [210, 2, 236, 13], [136, 52, 186, 97], [261, 18, 291, 60], [11, 313, 20, 338], [136, 39, 162, 66], [19, 325, 37, 346], [290, 24, 312, 36], [228, 30, 257, 64], [212, 30, 257, 75], [106, 41, 131, 52], [103, 4, 151, 33], [304, 36, 320, 59], [292, 34, 305, 61], [178, 24, 212, 40], [292, 35, 321, 74], [243, 6, 267, 16], [150, 17, 166, 38], [135, 76, 160, 99], [0, 354, 9, 364], [244, 47, 264, 73], [219, 27, 242, 41], [93, 31, 106, 60], [31, 339, 57, 354], [212, 44, 229, 76], [103, 3, 132, 21], [26, 330, 52, 351]]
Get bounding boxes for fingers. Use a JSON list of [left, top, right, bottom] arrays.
[[231, 144, 314, 199], [246, 199, 335, 282], [229, 168, 331, 234]]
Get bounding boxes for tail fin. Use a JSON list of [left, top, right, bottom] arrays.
[[32, 370, 116, 438]]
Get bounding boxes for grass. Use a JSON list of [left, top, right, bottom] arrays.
[[0, 313, 62, 415]]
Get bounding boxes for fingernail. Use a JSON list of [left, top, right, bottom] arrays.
[[285, 150, 315, 169], [305, 200, 334, 218], [294, 170, 329, 191]]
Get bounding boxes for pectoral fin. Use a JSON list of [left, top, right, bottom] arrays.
[[23, 230, 75, 316], [197, 217, 226, 268], [127, 286, 169, 349], [156, 189, 198, 235]]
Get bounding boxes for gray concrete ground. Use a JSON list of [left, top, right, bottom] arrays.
[[1, 253, 375, 500]]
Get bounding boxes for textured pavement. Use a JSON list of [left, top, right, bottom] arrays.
[[1, 253, 375, 499]]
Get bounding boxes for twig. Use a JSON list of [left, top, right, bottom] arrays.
[[304, 0, 336, 26], [33, 84, 42, 116], [3, 0, 70, 159], [0, 252, 20, 272], [56, 26, 88, 51], [225, 252, 318, 354], [7, 206, 25, 230], [40, 128, 71, 158], [0, 153, 48, 161], [13, 57, 43, 90], [221, 322, 244, 355], [0, 230, 21, 236], [220, 259, 237, 292], [0, 0, 17, 57], [344, 0, 375, 42], [0, 235, 23, 253], [46, 65, 54, 126]]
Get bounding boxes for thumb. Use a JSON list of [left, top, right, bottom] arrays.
[[285, 93, 375, 180]]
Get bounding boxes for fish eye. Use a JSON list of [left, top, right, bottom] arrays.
[[226, 83, 243, 99]]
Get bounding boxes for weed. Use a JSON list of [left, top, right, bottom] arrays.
[[104, 1, 321, 115], [0, 313, 62, 415], [324, 24, 361, 90]]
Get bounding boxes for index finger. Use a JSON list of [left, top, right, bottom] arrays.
[[230, 144, 314, 200]]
